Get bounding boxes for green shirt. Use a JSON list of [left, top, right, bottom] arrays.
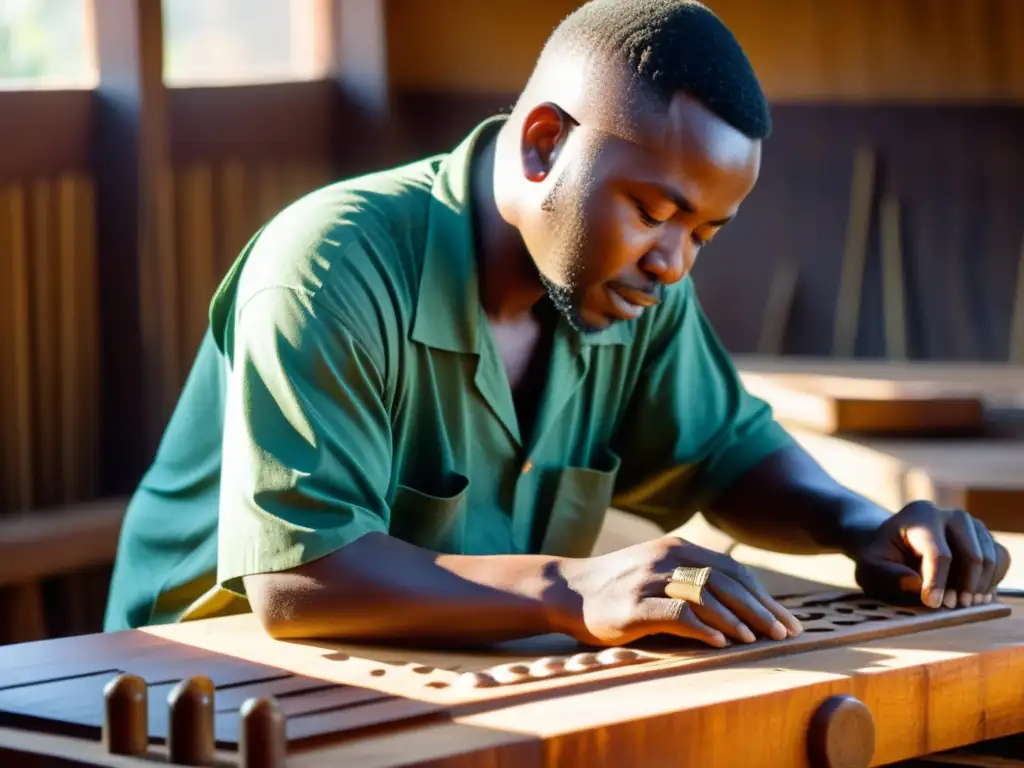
[[104, 116, 792, 632]]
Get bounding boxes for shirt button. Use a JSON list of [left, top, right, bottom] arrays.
[[522, 460, 533, 475]]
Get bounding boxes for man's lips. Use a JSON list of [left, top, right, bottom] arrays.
[[613, 284, 660, 308], [605, 283, 660, 320]]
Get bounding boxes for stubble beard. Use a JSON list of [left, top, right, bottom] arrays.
[[536, 172, 605, 334]]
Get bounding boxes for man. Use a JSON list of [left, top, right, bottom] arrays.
[[106, 0, 1010, 648]]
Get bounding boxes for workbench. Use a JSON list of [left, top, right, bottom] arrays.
[[1, 567, 1021, 768]]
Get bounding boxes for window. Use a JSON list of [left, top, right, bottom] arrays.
[[0, 0, 94, 89], [162, 0, 324, 86]]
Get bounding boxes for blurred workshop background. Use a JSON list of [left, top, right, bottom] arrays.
[[1, 0, 1023, 646]]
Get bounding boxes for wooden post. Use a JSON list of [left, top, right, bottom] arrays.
[[319, 0, 396, 174], [91, 0, 174, 493]]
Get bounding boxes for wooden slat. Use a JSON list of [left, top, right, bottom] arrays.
[[0, 499, 128, 588], [77, 176, 100, 501], [0, 184, 48, 645], [216, 160, 248, 276], [176, 165, 217, 372], [154, 166, 181, 414], [881, 192, 908, 360], [832, 147, 876, 358], [0, 189, 11, 513], [738, 370, 994, 435], [56, 175, 81, 503], [757, 252, 801, 355], [1009, 233, 1024, 363], [30, 181, 59, 507]]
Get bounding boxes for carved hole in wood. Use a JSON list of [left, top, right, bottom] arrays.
[[804, 627, 834, 633], [794, 612, 827, 621]]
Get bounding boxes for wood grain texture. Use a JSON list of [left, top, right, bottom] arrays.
[[1, 595, 1022, 767], [387, 0, 1024, 101], [739, 371, 988, 435], [0, 593, 1007, 749], [736, 356, 1024, 435], [0, 498, 128, 587], [160, 159, 331, 394]]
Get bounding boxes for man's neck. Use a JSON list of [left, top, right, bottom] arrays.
[[470, 128, 547, 323]]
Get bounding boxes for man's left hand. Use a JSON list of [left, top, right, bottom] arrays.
[[853, 501, 1011, 609]]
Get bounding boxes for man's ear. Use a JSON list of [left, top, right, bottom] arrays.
[[520, 102, 575, 182]]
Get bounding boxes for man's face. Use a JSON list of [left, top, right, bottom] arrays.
[[517, 92, 762, 333]]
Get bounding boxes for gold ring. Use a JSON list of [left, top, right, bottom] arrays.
[[664, 566, 712, 605]]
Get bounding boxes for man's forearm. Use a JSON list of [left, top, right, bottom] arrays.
[[703, 443, 891, 558], [243, 532, 582, 645]]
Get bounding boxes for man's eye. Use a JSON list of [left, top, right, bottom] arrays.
[[631, 197, 667, 227]]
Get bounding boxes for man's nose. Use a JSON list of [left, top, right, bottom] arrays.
[[640, 232, 693, 286]]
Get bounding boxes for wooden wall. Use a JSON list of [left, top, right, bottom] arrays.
[[388, 0, 1024, 359], [387, 0, 1024, 101]]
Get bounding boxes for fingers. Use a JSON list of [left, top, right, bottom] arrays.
[[691, 590, 757, 644], [704, 571, 789, 641], [946, 510, 984, 606], [690, 550, 803, 638], [993, 541, 1012, 592], [971, 518, 997, 601], [636, 598, 727, 648], [904, 523, 952, 609]]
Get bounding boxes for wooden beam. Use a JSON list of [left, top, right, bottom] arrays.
[[735, 356, 1024, 436], [0, 498, 128, 588], [91, 0, 173, 493], [168, 82, 337, 165], [0, 91, 93, 183]]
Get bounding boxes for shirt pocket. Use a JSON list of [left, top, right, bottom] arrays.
[[388, 473, 470, 554], [540, 449, 622, 557]]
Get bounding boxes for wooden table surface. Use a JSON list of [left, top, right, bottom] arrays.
[[1, 562, 1022, 768]]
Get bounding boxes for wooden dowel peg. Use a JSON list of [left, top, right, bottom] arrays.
[[240, 696, 287, 768], [102, 674, 148, 756], [167, 676, 216, 766]]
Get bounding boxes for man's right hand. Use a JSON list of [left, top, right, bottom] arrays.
[[558, 536, 805, 647]]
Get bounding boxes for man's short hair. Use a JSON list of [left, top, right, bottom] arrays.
[[544, 0, 771, 139]]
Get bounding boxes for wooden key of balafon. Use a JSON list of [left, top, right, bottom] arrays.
[[167, 676, 216, 766], [102, 673, 148, 756], [240, 696, 287, 768]]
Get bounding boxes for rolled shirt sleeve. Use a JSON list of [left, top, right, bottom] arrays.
[[217, 286, 393, 594]]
